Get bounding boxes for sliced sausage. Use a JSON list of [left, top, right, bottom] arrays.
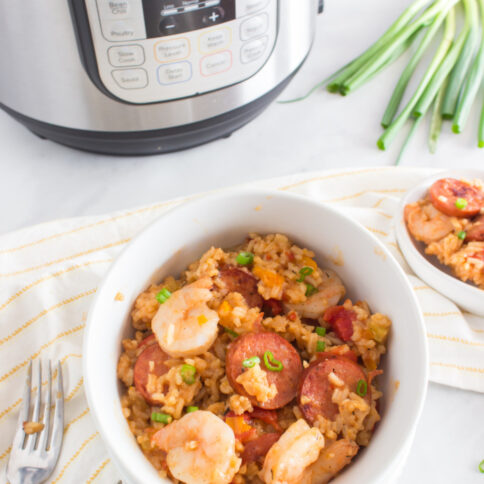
[[323, 306, 356, 342], [466, 214, 484, 241], [429, 178, 484, 217], [263, 298, 283, 317], [242, 433, 281, 464], [226, 332, 303, 410], [134, 338, 170, 405], [219, 266, 263, 308], [298, 357, 369, 424]]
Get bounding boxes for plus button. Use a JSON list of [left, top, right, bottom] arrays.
[[209, 11, 219, 22]]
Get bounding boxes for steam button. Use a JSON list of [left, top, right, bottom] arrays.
[[240, 13, 268, 41]]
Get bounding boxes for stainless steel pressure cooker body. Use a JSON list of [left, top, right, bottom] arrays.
[[0, 0, 319, 155]]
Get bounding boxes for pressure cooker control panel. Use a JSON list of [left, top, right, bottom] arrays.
[[83, 0, 278, 104]]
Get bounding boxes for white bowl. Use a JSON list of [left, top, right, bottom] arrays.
[[395, 169, 484, 317], [83, 189, 428, 484]]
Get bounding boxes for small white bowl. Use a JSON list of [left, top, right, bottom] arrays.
[[84, 189, 428, 484], [396, 169, 484, 317]]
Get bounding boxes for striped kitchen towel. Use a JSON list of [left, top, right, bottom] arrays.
[[0, 166, 482, 483]]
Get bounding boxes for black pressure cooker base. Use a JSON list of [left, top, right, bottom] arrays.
[[0, 71, 297, 157]]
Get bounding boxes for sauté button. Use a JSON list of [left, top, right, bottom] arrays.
[[112, 68, 148, 89]]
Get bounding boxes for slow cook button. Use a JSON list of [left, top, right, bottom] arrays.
[[155, 38, 190, 62], [241, 36, 268, 63], [112, 68, 148, 89], [237, 0, 269, 17], [200, 51, 232, 76], [240, 13, 268, 41], [97, 0, 132, 19], [157, 61, 192, 85], [199, 28, 231, 54], [108, 45, 145, 67], [102, 20, 143, 41]]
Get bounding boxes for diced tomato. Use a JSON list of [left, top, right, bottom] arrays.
[[287, 311, 297, 321], [224, 412, 258, 443], [286, 251, 295, 262], [249, 408, 281, 432], [323, 306, 356, 342], [263, 298, 283, 317]]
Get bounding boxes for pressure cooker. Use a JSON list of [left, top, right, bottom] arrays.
[[0, 0, 321, 155]]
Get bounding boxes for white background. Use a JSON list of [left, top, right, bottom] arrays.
[[1, 0, 483, 482]]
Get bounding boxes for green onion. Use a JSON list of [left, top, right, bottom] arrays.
[[305, 283, 318, 297], [151, 412, 172, 424], [297, 266, 314, 282], [356, 379, 368, 397], [381, 8, 448, 128], [455, 197, 468, 209], [480, 97, 484, 147], [156, 288, 172, 304], [396, 116, 424, 166], [242, 356, 261, 368], [315, 327, 326, 337], [457, 230, 467, 240], [186, 406, 199, 413], [223, 327, 239, 338], [442, 0, 480, 118], [180, 364, 197, 385], [236, 251, 254, 266], [453, 0, 484, 134], [479, 460, 484, 473], [263, 351, 283, 372], [316, 341, 326, 352], [429, 80, 447, 153], [378, 5, 458, 151]]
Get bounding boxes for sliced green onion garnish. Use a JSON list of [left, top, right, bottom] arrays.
[[296, 266, 314, 282], [305, 283, 318, 297], [316, 341, 326, 352], [223, 327, 239, 338], [457, 230, 467, 240], [156, 288, 172, 304], [455, 198, 468, 210], [356, 379, 368, 397], [151, 412, 172, 424], [263, 351, 283, 372], [236, 251, 254, 266], [479, 459, 484, 473], [186, 406, 199, 413], [180, 364, 197, 385], [242, 356, 261, 368], [315, 327, 327, 337]]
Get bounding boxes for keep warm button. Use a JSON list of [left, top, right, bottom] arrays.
[[200, 51, 232, 76]]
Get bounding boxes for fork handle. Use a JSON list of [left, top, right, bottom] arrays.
[[7, 467, 43, 484]]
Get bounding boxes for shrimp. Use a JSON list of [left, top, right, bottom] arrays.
[[261, 419, 325, 484], [404, 200, 454, 245], [152, 277, 219, 357], [152, 410, 241, 484], [284, 270, 346, 319], [307, 439, 359, 484]]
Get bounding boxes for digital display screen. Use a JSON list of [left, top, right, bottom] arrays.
[[142, 0, 235, 38]]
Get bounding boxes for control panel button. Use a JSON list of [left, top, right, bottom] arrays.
[[112, 68, 148, 89], [155, 38, 190, 62], [241, 36, 268, 63], [158, 62, 192, 85], [237, 0, 270, 17], [108, 44, 145, 67], [202, 7, 225, 26], [200, 50, 232, 76], [102, 20, 145, 41], [159, 16, 179, 36], [240, 13, 268, 41], [199, 28, 231, 54], [96, 0, 132, 20]]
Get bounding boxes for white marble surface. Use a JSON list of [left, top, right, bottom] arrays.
[[1, 0, 484, 482]]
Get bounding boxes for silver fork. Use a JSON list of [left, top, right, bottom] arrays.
[[6, 360, 64, 484]]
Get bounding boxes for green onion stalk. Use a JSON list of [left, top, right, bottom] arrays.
[[453, 0, 484, 133], [429, 80, 448, 153], [377, 4, 458, 151]]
